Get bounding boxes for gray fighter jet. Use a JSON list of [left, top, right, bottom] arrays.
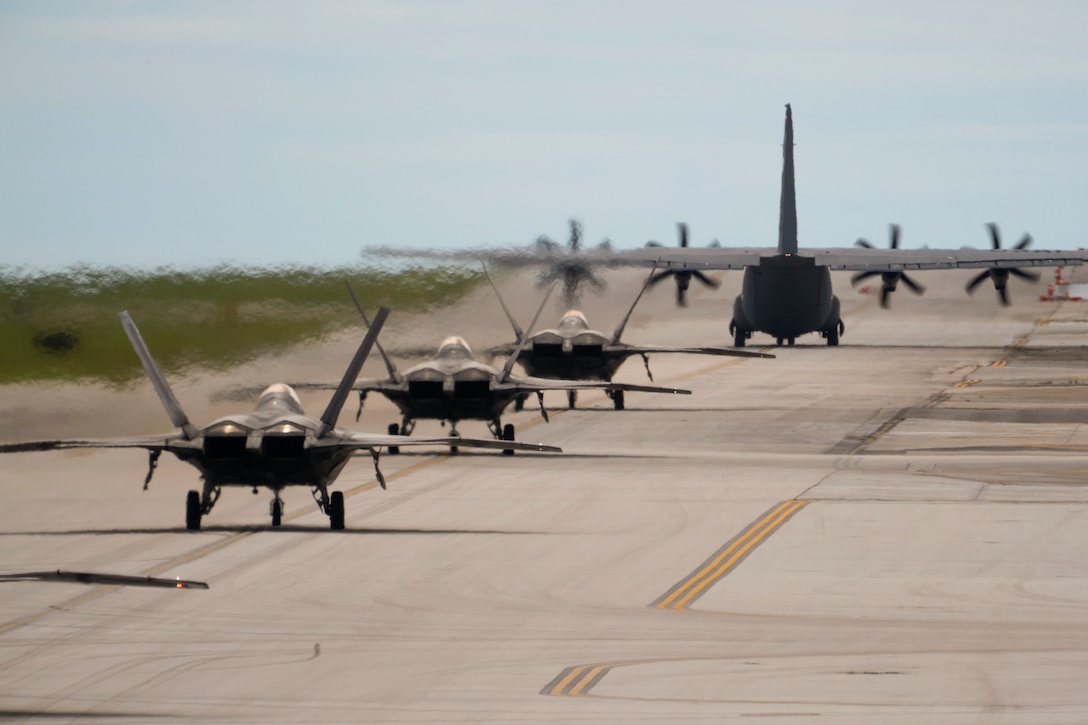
[[335, 283, 691, 453], [485, 267, 774, 410], [0, 309, 560, 531]]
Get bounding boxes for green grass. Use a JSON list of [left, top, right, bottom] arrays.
[[0, 264, 482, 385]]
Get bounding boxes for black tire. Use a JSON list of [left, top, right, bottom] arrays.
[[776, 337, 784, 346], [271, 499, 282, 527], [567, 390, 577, 409], [788, 337, 795, 346], [185, 490, 201, 531], [502, 423, 515, 456], [612, 390, 625, 410], [329, 491, 345, 530], [826, 326, 839, 346], [514, 394, 525, 412], [733, 330, 746, 347], [388, 422, 400, 455]]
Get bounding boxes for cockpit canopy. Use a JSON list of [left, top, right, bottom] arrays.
[[436, 336, 474, 360], [557, 310, 590, 334], [255, 383, 305, 416]]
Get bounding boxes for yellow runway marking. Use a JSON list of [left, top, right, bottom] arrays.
[[542, 662, 616, 697], [990, 360, 1007, 368], [953, 378, 982, 388], [653, 499, 809, 610]]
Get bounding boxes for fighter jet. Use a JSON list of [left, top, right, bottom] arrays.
[[334, 282, 691, 453], [485, 266, 774, 409], [0, 309, 560, 531]]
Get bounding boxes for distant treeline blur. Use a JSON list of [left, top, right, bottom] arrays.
[[0, 264, 482, 385]]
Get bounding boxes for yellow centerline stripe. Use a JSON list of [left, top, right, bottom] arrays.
[[568, 665, 606, 696], [655, 499, 809, 610], [545, 665, 589, 696]]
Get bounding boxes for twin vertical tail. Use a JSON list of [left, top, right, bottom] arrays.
[[777, 103, 798, 255]]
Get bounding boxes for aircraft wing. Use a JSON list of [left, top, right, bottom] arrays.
[[316, 433, 561, 453], [0, 434, 186, 454], [616, 245, 1088, 271], [497, 377, 691, 396], [364, 245, 630, 268], [605, 344, 774, 359], [0, 570, 209, 589]]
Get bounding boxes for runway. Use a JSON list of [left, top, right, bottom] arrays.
[[2, 267, 1087, 723]]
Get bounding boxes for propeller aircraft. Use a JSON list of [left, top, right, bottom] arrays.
[[616, 104, 1088, 346]]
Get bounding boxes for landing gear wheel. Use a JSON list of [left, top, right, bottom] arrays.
[[185, 490, 202, 531], [776, 337, 784, 346], [514, 394, 526, 412], [734, 330, 746, 347], [388, 422, 400, 455], [502, 423, 516, 456], [271, 499, 282, 527], [788, 337, 795, 346], [826, 326, 839, 346], [612, 390, 625, 410], [567, 390, 577, 409], [329, 491, 345, 530]]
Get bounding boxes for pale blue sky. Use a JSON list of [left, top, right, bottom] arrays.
[[2, 1, 1086, 270]]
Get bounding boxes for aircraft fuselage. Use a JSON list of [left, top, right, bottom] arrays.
[[731, 254, 840, 342]]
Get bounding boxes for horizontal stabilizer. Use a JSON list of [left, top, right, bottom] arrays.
[[0, 570, 209, 589]]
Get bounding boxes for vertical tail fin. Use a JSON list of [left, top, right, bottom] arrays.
[[609, 261, 659, 345], [482, 264, 525, 342], [345, 280, 400, 381], [777, 103, 798, 255], [118, 311, 199, 440], [318, 306, 389, 436], [499, 283, 555, 383]]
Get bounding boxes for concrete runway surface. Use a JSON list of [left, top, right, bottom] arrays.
[[1, 266, 1087, 723]]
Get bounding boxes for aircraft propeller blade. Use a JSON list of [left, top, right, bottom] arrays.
[[642, 223, 722, 307], [964, 223, 1038, 306], [851, 225, 925, 308]]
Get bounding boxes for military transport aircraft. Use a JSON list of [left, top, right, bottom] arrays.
[[0, 310, 560, 531], [484, 266, 773, 409], [365, 218, 619, 308], [336, 282, 691, 453], [615, 104, 1088, 346]]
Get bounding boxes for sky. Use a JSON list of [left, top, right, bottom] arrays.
[[1, 1, 1086, 271]]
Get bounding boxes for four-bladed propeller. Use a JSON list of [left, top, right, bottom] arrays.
[[851, 224, 926, 308], [645, 223, 721, 306], [965, 223, 1040, 306], [534, 219, 611, 308]]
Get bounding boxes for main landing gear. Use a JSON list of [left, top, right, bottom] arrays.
[[606, 389, 625, 410], [184, 482, 221, 531], [386, 418, 416, 455], [487, 419, 518, 455], [311, 484, 345, 530]]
